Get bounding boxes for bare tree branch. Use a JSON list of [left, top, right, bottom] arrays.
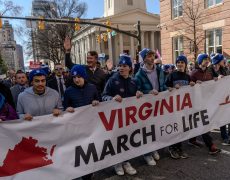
[[173, 0, 205, 60], [26, 0, 87, 64]]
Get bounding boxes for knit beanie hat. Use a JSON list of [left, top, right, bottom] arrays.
[[119, 54, 132, 68], [197, 53, 209, 65], [170, 64, 175, 69], [29, 69, 47, 82], [176, 55, 188, 65], [40, 64, 51, 75], [139, 48, 154, 61], [211, 53, 224, 65], [71, 65, 87, 79], [163, 64, 171, 72]]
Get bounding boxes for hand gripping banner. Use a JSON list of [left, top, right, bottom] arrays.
[[0, 76, 230, 179]]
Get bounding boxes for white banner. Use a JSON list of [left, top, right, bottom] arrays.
[[0, 76, 230, 180]]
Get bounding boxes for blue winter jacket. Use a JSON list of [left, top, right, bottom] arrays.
[[134, 65, 167, 94], [102, 72, 138, 101], [63, 82, 99, 109]]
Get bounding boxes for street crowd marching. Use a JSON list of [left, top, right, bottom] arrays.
[[0, 36, 230, 180]]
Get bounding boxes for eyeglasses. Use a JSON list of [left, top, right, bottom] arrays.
[[55, 68, 63, 71]]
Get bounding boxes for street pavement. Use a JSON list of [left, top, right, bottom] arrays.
[[92, 130, 230, 180]]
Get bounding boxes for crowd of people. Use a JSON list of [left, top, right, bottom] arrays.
[[1, 36, 230, 179]]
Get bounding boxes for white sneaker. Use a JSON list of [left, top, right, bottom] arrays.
[[114, 163, 124, 176], [144, 155, 156, 166], [123, 162, 137, 175], [153, 151, 160, 161]]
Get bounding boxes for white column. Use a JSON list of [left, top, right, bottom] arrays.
[[119, 33, 123, 54], [151, 31, 155, 50], [76, 42, 80, 64], [74, 42, 77, 64], [91, 33, 96, 51], [101, 38, 105, 54], [130, 35, 135, 59], [84, 38, 87, 64], [141, 31, 145, 49], [108, 34, 113, 60], [81, 39, 85, 64], [86, 35, 90, 52], [96, 35, 101, 53]]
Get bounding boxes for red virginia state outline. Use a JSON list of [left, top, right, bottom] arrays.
[[0, 137, 56, 177]]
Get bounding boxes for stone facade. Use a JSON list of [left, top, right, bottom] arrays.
[[71, 0, 160, 66], [0, 20, 18, 70]]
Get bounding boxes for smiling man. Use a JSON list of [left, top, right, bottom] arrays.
[[17, 69, 62, 121], [64, 37, 106, 100]]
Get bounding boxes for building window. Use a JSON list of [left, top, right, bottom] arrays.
[[206, 29, 222, 54], [173, 36, 184, 62], [206, 0, 223, 8], [127, 0, 133, 5], [172, 0, 183, 19]]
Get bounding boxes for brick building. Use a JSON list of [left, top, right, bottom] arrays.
[[160, 0, 230, 64]]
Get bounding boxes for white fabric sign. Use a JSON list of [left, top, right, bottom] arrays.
[[0, 76, 230, 180]]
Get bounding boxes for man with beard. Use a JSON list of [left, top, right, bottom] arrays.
[[10, 70, 28, 106], [17, 69, 62, 120]]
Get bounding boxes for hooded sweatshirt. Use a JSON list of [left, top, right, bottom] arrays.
[[17, 87, 62, 119], [142, 64, 159, 91], [134, 63, 166, 94]]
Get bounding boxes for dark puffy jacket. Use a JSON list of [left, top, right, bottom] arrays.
[[102, 72, 138, 101], [63, 82, 99, 109], [134, 65, 167, 94], [65, 53, 106, 96]]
